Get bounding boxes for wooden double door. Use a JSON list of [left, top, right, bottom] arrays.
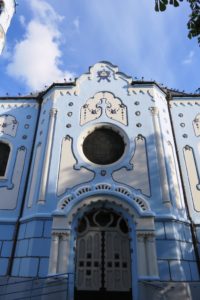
[[74, 209, 132, 300]]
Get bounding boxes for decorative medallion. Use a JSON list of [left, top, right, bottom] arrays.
[[97, 69, 111, 82]]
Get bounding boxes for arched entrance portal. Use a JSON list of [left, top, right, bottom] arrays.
[[74, 208, 132, 300]]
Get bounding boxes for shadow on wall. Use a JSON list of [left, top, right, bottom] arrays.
[[139, 281, 197, 300]]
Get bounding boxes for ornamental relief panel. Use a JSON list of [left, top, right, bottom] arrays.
[[80, 92, 128, 126], [0, 146, 26, 209], [193, 114, 200, 137], [0, 114, 18, 137], [183, 145, 200, 212], [112, 135, 150, 197], [57, 135, 94, 196]]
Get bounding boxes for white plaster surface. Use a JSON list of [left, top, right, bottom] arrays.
[[183, 146, 200, 211], [113, 136, 150, 196], [0, 147, 26, 209], [57, 136, 94, 195]]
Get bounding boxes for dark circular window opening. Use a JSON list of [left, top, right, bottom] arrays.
[[82, 128, 125, 165]]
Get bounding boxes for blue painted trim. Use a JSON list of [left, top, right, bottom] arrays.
[[138, 276, 160, 281], [155, 215, 191, 223], [20, 213, 52, 222], [0, 218, 18, 223]]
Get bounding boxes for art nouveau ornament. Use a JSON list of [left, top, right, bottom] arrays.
[[80, 92, 128, 126], [0, 114, 18, 136]]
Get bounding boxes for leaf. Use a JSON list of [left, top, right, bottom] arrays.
[[160, 2, 167, 11], [155, 1, 159, 11], [174, 0, 180, 7], [155, 0, 168, 11], [169, 0, 180, 6], [155, 0, 200, 45]]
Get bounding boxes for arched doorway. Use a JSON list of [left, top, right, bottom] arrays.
[[74, 208, 132, 300]]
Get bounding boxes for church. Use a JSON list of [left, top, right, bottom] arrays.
[[0, 61, 200, 299]]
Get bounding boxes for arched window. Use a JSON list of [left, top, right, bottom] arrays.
[[0, 1, 5, 14], [0, 141, 10, 176]]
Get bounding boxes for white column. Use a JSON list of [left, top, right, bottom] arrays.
[[58, 232, 70, 274], [28, 143, 42, 208], [150, 107, 171, 206], [167, 141, 182, 209], [38, 108, 57, 203], [137, 233, 147, 277], [48, 233, 60, 274], [146, 234, 158, 277]]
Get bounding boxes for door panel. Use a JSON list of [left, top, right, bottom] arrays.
[[75, 209, 132, 299], [76, 231, 102, 291], [105, 231, 131, 291]]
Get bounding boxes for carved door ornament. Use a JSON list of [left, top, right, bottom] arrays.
[[75, 209, 132, 300]]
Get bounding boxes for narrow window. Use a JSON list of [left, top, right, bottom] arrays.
[[0, 142, 10, 176], [0, 1, 4, 15]]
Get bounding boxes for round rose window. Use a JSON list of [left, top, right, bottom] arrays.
[[82, 128, 125, 165]]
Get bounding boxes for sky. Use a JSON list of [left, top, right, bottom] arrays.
[[0, 0, 199, 96]]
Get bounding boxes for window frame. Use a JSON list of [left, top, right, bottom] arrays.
[[0, 0, 5, 15], [0, 139, 12, 179]]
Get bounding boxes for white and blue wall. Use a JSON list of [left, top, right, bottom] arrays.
[[0, 98, 39, 276], [0, 62, 200, 298]]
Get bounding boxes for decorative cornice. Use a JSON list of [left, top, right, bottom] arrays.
[[137, 232, 155, 238], [149, 107, 159, 115], [0, 103, 38, 108], [52, 231, 70, 238], [49, 108, 58, 117]]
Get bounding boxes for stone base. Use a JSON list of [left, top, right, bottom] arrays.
[[0, 275, 70, 300], [0, 277, 200, 300]]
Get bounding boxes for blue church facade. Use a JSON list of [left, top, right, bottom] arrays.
[[0, 62, 200, 299]]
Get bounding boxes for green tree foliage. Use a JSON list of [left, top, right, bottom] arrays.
[[155, 0, 200, 45]]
